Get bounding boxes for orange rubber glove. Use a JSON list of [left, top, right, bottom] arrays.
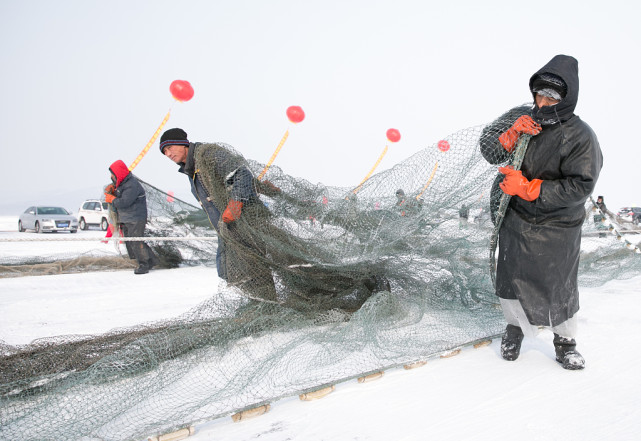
[[498, 166, 542, 201], [499, 115, 542, 153], [222, 200, 243, 223], [104, 184, 115, 195], [105, 193, 116, 204]]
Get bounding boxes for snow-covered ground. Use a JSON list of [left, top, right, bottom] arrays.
[[1, 216, 640, 441]]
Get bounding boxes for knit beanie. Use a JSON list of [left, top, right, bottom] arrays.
[[531, 73, 567, 100], [159, 128, 189, 154]]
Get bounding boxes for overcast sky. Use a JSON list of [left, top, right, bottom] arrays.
[[1, 0, 639, 214]]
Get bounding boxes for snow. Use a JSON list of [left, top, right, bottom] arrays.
[[1, 216, 641, 441]]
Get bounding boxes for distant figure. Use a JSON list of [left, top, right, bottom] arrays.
[[396, 189, 421, 217], [105, 160, 158, 275], [479, 55, 602, 370], [595, 195, 613, 218], [395, 189, 406, 216], [458, 203, 469, 227], [593, 195, 609, 237]]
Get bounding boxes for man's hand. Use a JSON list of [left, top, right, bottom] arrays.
[[222, 200, 243, 223], [498, 166, 542, 201], [104, 184, 115, 195], [499, 115, 542, 152], [105, 193, 116, 204]]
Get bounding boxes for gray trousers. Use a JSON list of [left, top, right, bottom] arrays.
[[120, 221, 158, 268]]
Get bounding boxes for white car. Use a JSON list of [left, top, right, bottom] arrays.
[[18, 206, 78, 233], [78, 200, 110, 231]]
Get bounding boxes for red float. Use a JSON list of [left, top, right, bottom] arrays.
[[386, 128, 401, 143], [437, 140, 450, 152], [169, 80, 194, 102], [286, 106, 305, 123]]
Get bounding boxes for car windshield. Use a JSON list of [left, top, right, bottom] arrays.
[[37, 207, 69, 215]]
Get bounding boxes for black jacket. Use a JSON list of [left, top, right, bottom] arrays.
[[480, 55, 603, 326]]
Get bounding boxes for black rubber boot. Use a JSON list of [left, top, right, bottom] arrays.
[[553, 334, 585, 370], [501, 324, 524, 361], [134, 264, 149, 275]]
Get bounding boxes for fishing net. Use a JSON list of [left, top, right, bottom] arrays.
[[1, 106, 640, 441]]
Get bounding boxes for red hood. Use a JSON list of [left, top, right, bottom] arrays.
[[109, 160, 130, 187]]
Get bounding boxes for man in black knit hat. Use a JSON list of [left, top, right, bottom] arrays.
[[159, 128, 278, 302], [479, 55, 603, 370], [160, 129, 396, 310]]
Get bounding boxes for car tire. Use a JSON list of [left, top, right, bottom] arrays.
[[18, 220, 25, 232], [70, 229, 77, 234], [101, 218, 108, 231], [80, 217, 87, 230], [35, 221, 41, 234]]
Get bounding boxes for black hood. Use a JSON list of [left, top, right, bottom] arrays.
[[529, 55, 579, 125]]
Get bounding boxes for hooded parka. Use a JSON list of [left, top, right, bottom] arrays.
[[480, 55, 603, 327], [109, 160, 148, 223], [108, 159, 157, 270]]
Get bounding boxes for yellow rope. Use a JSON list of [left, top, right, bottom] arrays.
[[352, 145, 389, 196], [258, 129, 290, 180], [128, 108, 172, 172], [416, 161, 438, 200]]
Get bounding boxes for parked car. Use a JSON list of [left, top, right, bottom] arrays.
[[78, 199, 110, 231], [616, 207, 641, 225], [18, 206, 78, 233]]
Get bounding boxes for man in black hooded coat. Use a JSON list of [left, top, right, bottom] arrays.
[[480, 55, 602, 370]]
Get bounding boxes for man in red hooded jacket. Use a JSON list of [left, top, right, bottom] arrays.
[[105, 160, 158, 274]]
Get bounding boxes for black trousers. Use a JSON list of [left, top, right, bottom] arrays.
[[120, 221, 157, 267]]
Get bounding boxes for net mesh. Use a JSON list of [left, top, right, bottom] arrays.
[[1, 107, 640, 441]]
